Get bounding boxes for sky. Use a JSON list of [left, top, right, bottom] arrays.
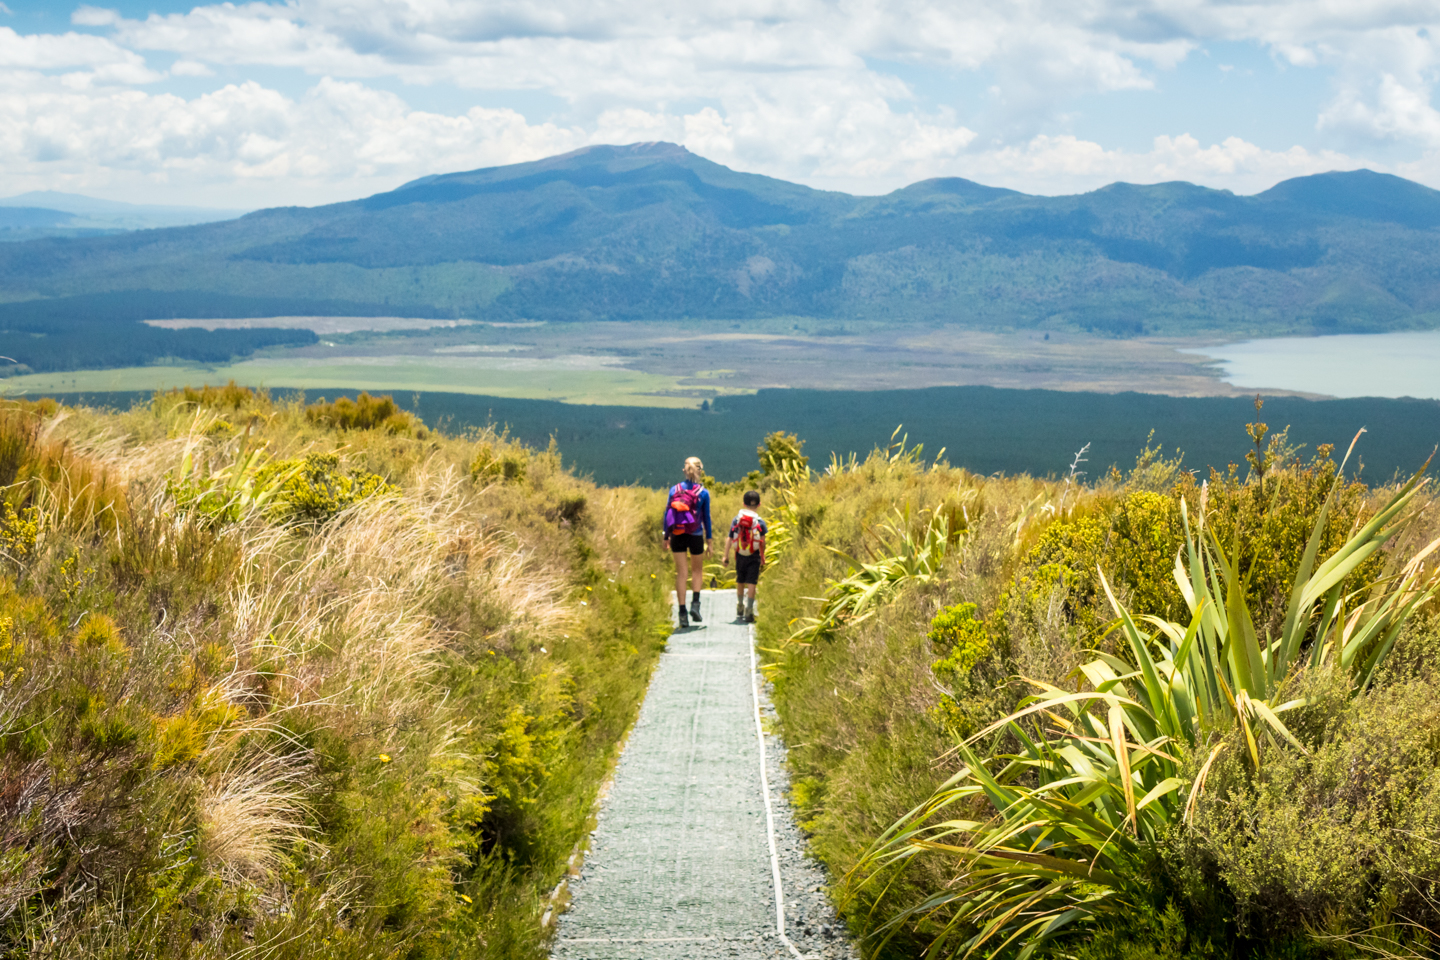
[[5, 0, 1440, 209]]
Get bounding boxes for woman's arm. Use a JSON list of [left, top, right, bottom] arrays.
[[661, 483, 673, 542]]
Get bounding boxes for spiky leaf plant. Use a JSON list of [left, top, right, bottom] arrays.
[[845, 453, 1440, 960], [788, 507, 956, 645]]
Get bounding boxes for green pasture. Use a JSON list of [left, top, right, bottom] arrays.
[[0, 355, 743, 408]]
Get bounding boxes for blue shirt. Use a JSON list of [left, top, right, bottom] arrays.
[[665, 481, 712, 538]]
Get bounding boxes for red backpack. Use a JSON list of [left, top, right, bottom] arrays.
[[735, 514, 763, 557]]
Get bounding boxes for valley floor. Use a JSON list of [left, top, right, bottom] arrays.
[[0, 320, 1289, 408]]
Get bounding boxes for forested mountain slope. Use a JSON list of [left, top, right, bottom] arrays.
[[4, 142, 1440, 336]]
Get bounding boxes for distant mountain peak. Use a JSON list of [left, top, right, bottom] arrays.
[[1256, 168, 1440, 229], [558, 142, 694, 162], [895, 177, 1023, 203]]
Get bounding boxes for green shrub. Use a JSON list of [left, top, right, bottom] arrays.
[[1000, 490, 1187, 649], [154, 380, 262, 414], [759, 431, 808, 477], [0, 501, 39, 568], [1193, 445, 1380, 635], [73, 613, 125, 655], [305, 392, 424, 437], [471, 443, 528, 483], [0, 389, 675, 959], [928, 603, 993, 737], [257, 452, 398, 523]]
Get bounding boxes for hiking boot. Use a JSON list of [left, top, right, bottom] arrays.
[[744, 610, 756, 624], [736, 600, 745, 619], [677, 604, 689, 629], [689, 597, 703, 623]]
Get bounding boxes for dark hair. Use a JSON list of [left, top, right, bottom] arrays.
[[743, 490, 761, 507]]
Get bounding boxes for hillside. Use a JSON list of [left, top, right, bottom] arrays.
[[0, 388, 672, 959], [6, 389, 1440, 960], [753, 425, 1440, 960], [3, 144, 1440, 345]]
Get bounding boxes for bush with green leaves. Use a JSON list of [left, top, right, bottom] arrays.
[[305, 391, 424, 437], [928, 603, 994, 738], [751, 415, 1440, 960], [998, 490, 1188, 653], [256, 452, 398, 523], [471, 442, 529, 484]]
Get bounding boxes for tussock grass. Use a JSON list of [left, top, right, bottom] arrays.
[[0, 388, 672, 959]]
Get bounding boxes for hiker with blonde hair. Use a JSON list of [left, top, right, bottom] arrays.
[[662, 455, 712, 628]]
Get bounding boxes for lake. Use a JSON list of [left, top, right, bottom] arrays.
[[1182, 330, 1440, 399]]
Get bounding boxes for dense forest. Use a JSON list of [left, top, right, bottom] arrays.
[[23, 386, 1440, 487], [0, 294, 330, 372], [3, 144, 1440, 335]]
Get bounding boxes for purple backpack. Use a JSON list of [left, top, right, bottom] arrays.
[[664, 483, 703, 535]]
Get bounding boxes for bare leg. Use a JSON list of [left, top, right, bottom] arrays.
[[673, 551, 688, 605], [688, 554, 705, 595]]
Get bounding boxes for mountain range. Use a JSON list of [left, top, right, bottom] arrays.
[[2, 143, 1440, 358], [0, 192, 247, 242]]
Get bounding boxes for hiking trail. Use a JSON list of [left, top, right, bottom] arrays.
[[550, 591, 857, 960]]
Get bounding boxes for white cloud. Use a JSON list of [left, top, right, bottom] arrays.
[[0, 25, 152, 73], [0, 74, 585, 204], [1319, 72, 1440, 146], [0, 67, 985, 204], [71, 6, 121, 28], [5, 0, 1440, 202], [170, 59, 215, 77], [948, 133, 1364, 197], [66, 0, 1440, 155]]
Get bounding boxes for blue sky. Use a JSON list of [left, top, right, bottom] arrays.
[[3, 0, 1440, 207]]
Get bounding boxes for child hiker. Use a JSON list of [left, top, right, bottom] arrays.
[[723, 490, 767, 623], [662, 456, 712, 628]]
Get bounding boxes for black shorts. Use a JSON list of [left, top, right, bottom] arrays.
[[735, 552, 763, 584], [669, 533, 707, 555]]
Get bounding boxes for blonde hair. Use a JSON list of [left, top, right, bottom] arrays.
[[683, 456, 704, 480]]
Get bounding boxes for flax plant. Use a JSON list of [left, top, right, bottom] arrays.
[[788, 507, 957, 645], [846, 451, 1440, 960]]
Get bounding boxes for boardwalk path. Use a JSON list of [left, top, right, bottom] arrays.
[[552, 592, 856, 960]]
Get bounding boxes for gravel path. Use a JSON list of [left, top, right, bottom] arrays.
[[551, 592, 858, 960]]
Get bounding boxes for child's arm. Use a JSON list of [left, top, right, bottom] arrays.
[[724, 535, 735, 565]]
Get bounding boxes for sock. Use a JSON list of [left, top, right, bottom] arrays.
[[746, 596, 756, 615]]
